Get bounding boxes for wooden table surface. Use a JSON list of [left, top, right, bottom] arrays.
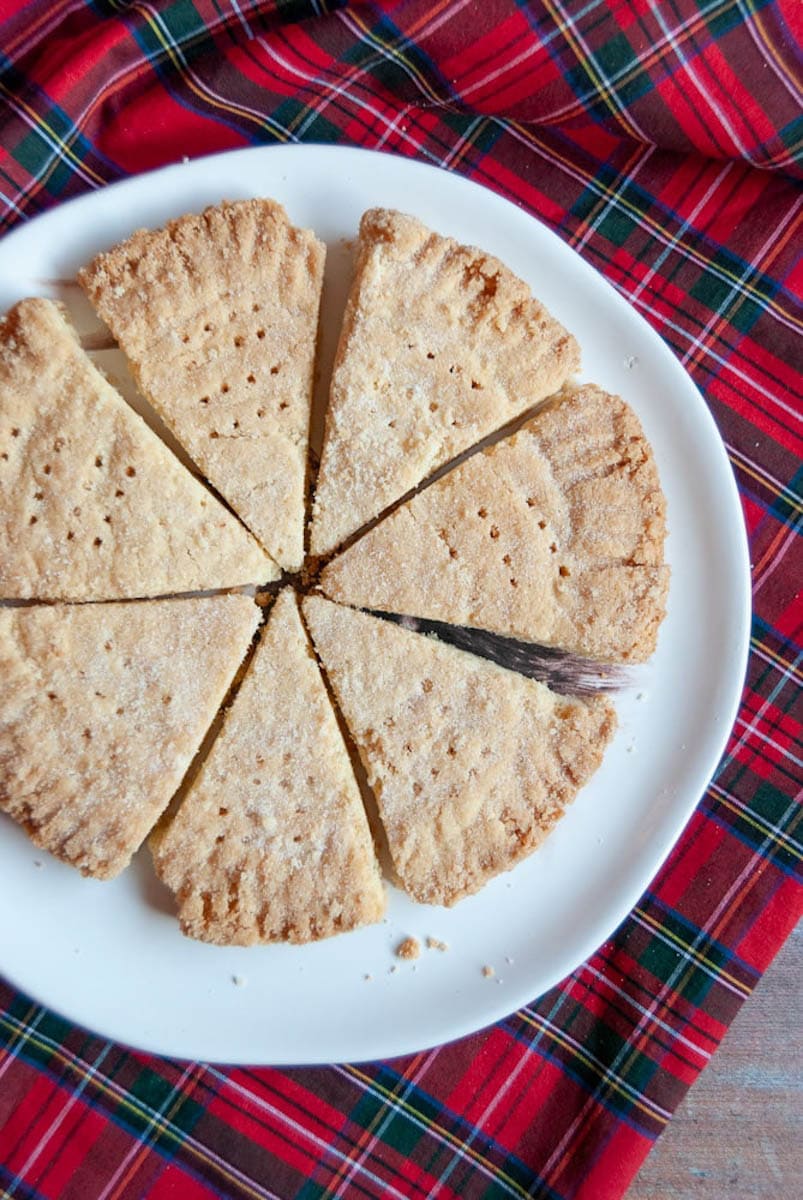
[[626, 921, 801, 1199]]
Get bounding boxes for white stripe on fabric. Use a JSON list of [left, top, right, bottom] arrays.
[[679, 192, 803, 379], [428, 1037, 540, 1198], [208, 1067, 413, 1200], [580, 963, 713, 1064], [500, 118, 802, 333], [549, 0, 651, 140], [708, 778, 803, 854], [738, 0, 803, 104], [334, 1064, 530, 1200], [628, 161, 733, 304], [4, 1043, 113, 1199], [330, 1049, 439, 1200], [572, 143, 655, 254], [137, 1, 295, 143], [748, 640, 803, 686], [0, 1015, 283, 1200], [229, 0, 255, 40], [0, 1005, 43, 1083], [256, 37, 445, 166], [94, 1062, 199, 1200], [727, 442, 803, 512], [651, 3, 754, 161], [752, 513, 803, 595], [0, 5, 243, 220]]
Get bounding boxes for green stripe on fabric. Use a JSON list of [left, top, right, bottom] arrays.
[[772, 467, 803, 525], [273, 97, 342, 142]]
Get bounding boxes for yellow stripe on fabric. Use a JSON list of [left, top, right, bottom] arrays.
[[728, 450, 803, 517], [540, 0, 645, 142], [633, 907, 753, 997], [0, 1000, 41, 1065], [684, 192, 803, 376], [567, 139, 652, 252], [513, 1010, 670, 1124], [749, 634, 803, 684], [343, 1064, 534, 1200], [126, 2, 292, 141], [618, 790, 796, 1120], [0, 81, 106, 188], [526, 0, 738, 126], [540, 0, 799, 171], [103, 1064, 205, 1200], [443, 117, 494, 173], [745, 0, 803, 112], [505, 118, 801, 327], [708, 782, 803, 856], [345, 8, 445, 106], [324, 1052, 430, 1198], [0, 1017, 270, 1200]]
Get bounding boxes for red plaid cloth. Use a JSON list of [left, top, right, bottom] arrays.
[[0, 3, 801, 1197]]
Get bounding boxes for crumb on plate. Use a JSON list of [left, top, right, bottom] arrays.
[[395, 936, 420, 960]]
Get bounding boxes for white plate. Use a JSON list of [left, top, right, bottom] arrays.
[[0, 145, 750, 1065]]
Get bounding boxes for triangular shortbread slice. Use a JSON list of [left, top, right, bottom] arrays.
[[152, 589, 385, 945], [303, 596, 616, 906], [0, 595, 259, 879], [309, 208, 580, 558], [80, 199, 325, 572], [0, 298, 272, 599], [320, 384, 669, 662]]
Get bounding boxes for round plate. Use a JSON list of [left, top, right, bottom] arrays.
[[0, 145, 750, 1064]]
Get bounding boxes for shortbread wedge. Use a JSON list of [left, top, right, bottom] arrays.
[[303, 596, 616, 906], [0, 595, 259, 879], [309, 208, 580, 558], [152, 590, 385, 945], [320, 384, 669, 662], [80, 199, 325, 572], [0, 298, 272, 599]]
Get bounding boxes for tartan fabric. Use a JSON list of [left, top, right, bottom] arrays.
[[0, 1, 801, 1196]]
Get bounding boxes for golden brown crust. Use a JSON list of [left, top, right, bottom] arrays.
[[152, 590, 385, 945], [79, 200, 325, 572], [0, 595, 259, 879], [0, 298, 273, 598], [303, 596, 616, 906], [320, 383, 669, 662], [310, 207, 580, 557]]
